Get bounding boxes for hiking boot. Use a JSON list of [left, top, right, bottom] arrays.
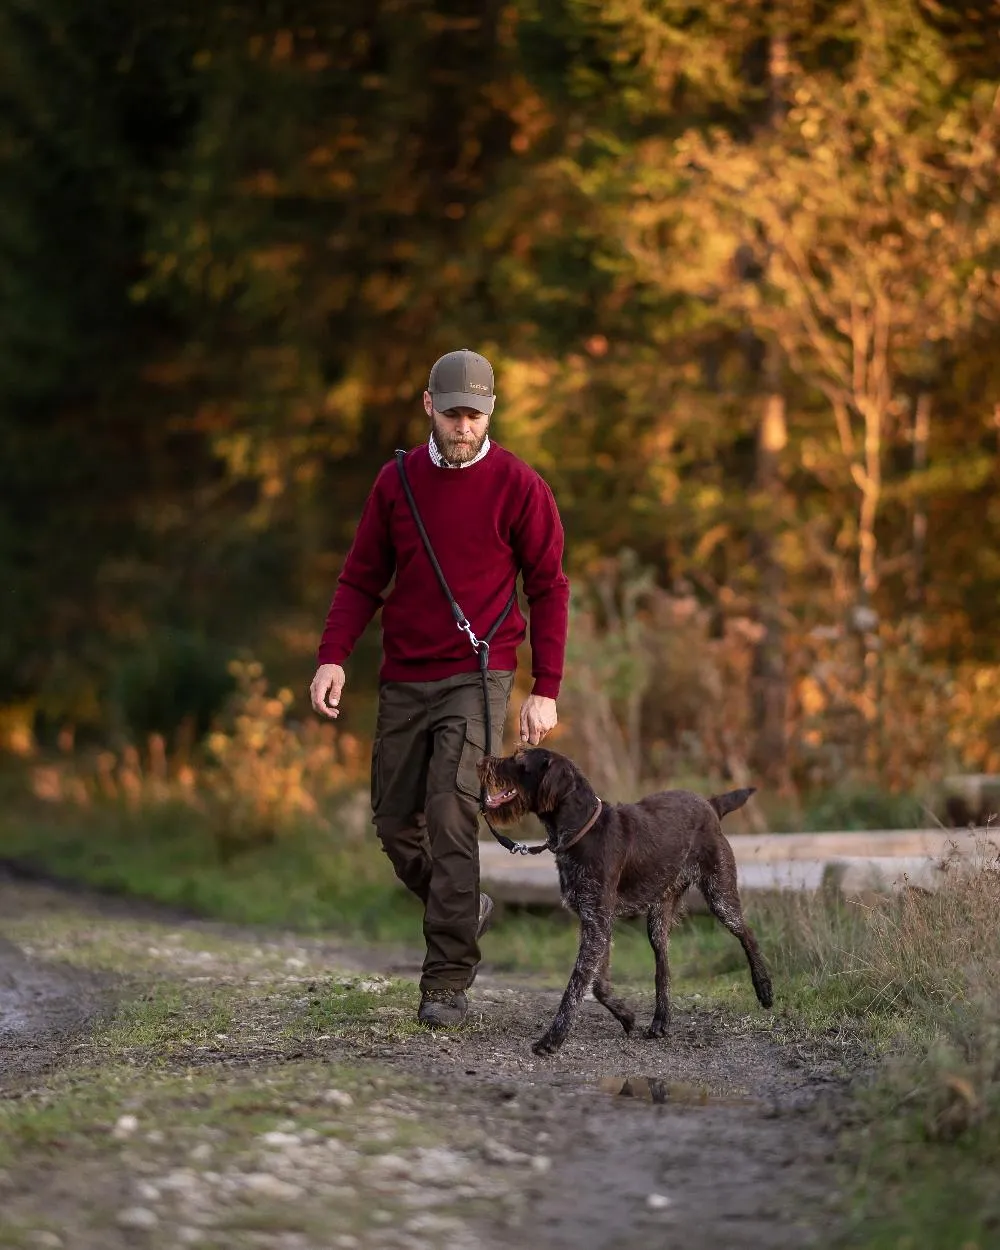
[[417, 989, 469, 1029]]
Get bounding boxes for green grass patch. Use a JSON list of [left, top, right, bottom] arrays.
[[840, 1093, 1000, 1248], [0, 1057, 420, 1165], [0, 793, 422, 941], [103, 982, 237, 1053], [306, 977, 424, 1043]]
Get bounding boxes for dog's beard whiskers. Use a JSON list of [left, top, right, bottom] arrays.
[[476, 757, 533, 824], [482, 794, 528, 826], [482, 779, 529, 826]]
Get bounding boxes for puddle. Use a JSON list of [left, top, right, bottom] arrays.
[[0, 937, 108, 1050], [597, 1076, 762, 1108]]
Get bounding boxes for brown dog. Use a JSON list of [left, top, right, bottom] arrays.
[[478, 747, 773, 1054]]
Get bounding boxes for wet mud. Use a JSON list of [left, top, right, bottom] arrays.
[[0, 935, 113, 1081]]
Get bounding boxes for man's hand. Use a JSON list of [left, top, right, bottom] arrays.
[[310, 663, 346, 719], [520, 694, 557, 746]]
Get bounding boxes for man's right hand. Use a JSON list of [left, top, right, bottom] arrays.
[[310, 663, 346, 719]]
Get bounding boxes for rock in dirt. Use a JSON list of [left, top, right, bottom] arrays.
[[117, 1206, 159, 1230], [241, 1173, 304, 1201]]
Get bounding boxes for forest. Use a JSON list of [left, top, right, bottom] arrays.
[[1, 0, 998, 803]]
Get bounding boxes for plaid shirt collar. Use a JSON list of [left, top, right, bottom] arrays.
[[428, 433, 491, 469]]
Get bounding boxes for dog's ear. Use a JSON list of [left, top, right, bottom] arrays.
[[536, 754, 576, 813]]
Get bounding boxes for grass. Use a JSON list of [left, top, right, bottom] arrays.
[[0, 790, 423, 941], [756, 859, 1000, 1249], [0, 1054, 438, 1248], [4, 765, 1000, 1247], [0, 1053, 383, 1164], [0, 783, 877, 1032], [0, 877, 532, 1249]]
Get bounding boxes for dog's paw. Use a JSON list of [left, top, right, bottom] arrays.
[[645, 1017, 670, 1040], [532, 1031, 563, 1056], [619, 1012, 636, 1036]]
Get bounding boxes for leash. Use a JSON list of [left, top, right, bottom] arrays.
[[395, 450, 539, 856]]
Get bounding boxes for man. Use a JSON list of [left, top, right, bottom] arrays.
[[310, 348, 570, 1028]]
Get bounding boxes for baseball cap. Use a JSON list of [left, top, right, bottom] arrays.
[[427, 349, 495, 416]]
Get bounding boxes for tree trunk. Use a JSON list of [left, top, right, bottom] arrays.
[[854, 391, 884, 775], [909, 392, 931, 612], [746, 27, 792, 795], [749, 370, 792, 792]]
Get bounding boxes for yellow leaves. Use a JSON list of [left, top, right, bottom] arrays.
[[422, 13, 482, 33], [947, 664, 1000, 772], [198, 661, 356, 842], [360, 272, 410, 313], [244, 170, 280, 197], [273, 30, 294, 63], [325, 170, 357, 193], [307, 147, 332, 167], [0, 702, 36, 756], [694, 484, 723, 512], [799, 676, 827, 718], [27, 660, 362, 846], [249, 244, 304, 273]]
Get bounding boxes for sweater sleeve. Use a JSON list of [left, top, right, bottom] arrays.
[[316, 467, 396, 666], [512, 473, 570, 699]]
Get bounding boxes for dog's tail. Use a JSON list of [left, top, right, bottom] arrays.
[[709, 787, 756, 819]]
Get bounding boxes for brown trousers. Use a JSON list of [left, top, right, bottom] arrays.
[[371, 670, 514, 993]]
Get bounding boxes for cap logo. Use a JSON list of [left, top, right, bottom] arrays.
[[468, 382, 489, 392]]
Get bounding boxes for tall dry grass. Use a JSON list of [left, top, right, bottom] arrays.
[[26, 660, 368, 856], [764, 841, 1000, 1140]]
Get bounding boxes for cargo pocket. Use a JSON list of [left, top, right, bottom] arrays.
[[455, 723, 487, 801], [370, 739, 384, 814]]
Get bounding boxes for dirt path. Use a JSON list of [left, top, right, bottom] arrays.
[[0, 871, 861, 1250]]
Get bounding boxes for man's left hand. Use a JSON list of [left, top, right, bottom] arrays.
[[520, 695, 558, 746]]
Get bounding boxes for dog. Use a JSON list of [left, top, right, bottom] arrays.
[[477, 747, 773, 1054]]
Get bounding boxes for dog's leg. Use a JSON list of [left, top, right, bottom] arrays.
[[533, 908, 612, 1055], [646, 895, 676, 1038], [701, 842, 773, 1009], [592, 940, 635, 1037]]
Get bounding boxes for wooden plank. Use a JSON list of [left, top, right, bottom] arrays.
[[724, 829, 962, 861], [477, 828, 1000, 909]]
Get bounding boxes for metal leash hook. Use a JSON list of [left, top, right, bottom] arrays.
[[457, 616, 481, 650]]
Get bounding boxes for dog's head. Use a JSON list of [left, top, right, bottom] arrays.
[[477, 747, 589, 827]]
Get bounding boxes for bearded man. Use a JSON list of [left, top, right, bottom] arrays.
[[310, 349, 570, 1027]]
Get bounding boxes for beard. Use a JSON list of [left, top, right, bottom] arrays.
[[431, 414, 489, 465]]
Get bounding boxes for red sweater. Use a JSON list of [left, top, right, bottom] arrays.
[[317, 444, 569, 698]]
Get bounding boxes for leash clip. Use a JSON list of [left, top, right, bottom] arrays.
[[457, 616, 481, 650]]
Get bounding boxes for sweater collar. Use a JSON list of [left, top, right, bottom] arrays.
[[428, 433, 492, 470]]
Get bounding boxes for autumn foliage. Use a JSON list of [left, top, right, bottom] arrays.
[[1, 1, 997, 798]]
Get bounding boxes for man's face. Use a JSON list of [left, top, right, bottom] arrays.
[[423, 392, 490, 465]]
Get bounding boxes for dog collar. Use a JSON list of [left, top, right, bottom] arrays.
[[555, 799, 603, 852]]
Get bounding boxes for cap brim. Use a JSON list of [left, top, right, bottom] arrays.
[[431, 391, 495, 416]]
